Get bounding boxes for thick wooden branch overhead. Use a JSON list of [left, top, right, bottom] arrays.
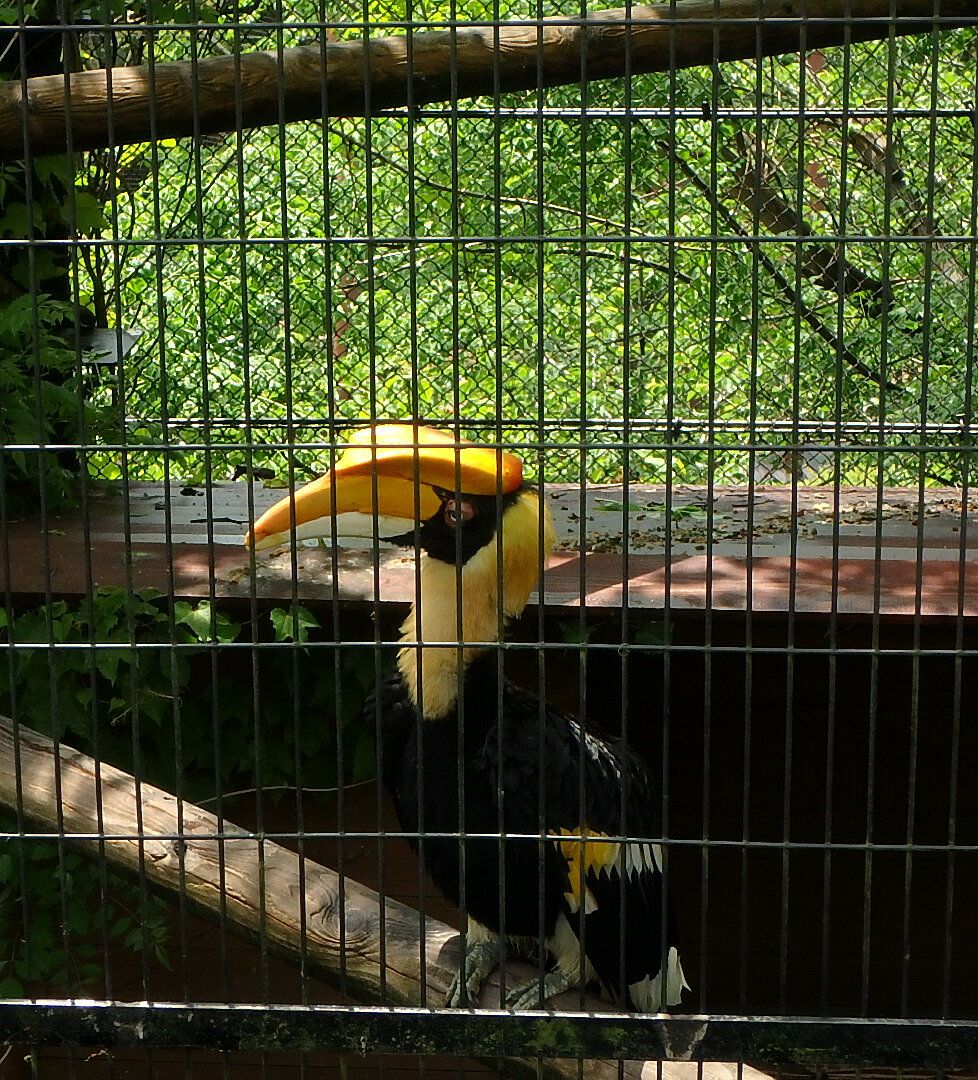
[[0, 715, 771, 1077], [0, 0, 974, 161]]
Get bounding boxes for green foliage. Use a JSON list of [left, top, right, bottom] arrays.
[[0, 588, 383, 996], [0, 148, 113, 511], [0, 831, 169, 998], [4, 4, 978, 499], [270, 603, 321, 644], [0, 587, 380, 799], [68, 12, 976, 492]]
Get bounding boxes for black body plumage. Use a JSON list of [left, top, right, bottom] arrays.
[[373, 651, 684, 1009]]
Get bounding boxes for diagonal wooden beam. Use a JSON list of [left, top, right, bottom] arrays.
[[0, 0, 974, 161], [0, 715, 771, 1079]]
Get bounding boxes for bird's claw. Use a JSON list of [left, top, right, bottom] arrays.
[[504, 969, 573, 1011], [445, 940, 501, 1007]]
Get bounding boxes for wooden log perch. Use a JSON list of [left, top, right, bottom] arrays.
[[0, 0, 974, 161], [0, 715, 772, 1078]]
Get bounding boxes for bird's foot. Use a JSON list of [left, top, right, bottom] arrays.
[[504, 968, 573, 1011], [445, 940, 501, 1008]]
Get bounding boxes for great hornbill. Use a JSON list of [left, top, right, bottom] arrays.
[[245, 424, 688, 1011]]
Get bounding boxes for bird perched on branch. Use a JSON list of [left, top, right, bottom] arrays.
[[245, 424, 687, 1011]]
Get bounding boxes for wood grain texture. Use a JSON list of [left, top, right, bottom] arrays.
[[1, 0, 974, 159], [0, 715, 772, 1080]]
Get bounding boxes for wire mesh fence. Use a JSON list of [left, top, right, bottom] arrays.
[[0, 0, 977, 1075]]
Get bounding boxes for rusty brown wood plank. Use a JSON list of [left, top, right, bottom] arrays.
[[2, 482, 975, 616]]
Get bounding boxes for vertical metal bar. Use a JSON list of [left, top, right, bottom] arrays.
[[739, 0, 765, 1013], [317, 4, 349, 1010], [229, 0, 253, 1024], [56, 0, 118, 1015], [5, 8, 40, 1018], [943, 94, 978, 1019], [448, 0, 470, 1014], [96, 12, 158, 1077], [864, 0, 899, 1017], [699, 0, 723, 1016], [575, 0, 590, 1014], [616, 0, 635, 1014], [491, 0, 508, 1011], [780, 14, 809, 1014], [534, 0, 548, 1010], [823, 0, 854, 1017], [98, 0, 158, 1029], [402, 0, 429, 1012], [138, 0, 194, 1040], [16, 3, 76, 1027], [902, 0, 943, 1018], [356, 0, 387, 1009], [271, 0, 311, 1016], [657, 0, 676, 1013]]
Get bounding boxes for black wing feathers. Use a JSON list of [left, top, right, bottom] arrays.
[[374, 656, 682, 1009], [479, 673, 676, 1007]]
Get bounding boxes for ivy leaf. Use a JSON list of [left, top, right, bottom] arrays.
[[0, 202, 37, 238], [12, 248, 68, 289], [556, 618, 592, 645], [174, 600, 239, 643], [31, 155, 72, 189], [95, 649, 125, 683], [634, 622, 668, 647], [70, 191, 106, 235], [269, 604, 320, 644]]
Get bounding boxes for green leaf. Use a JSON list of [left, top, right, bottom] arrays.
[[95, 649, 125, 683], [31, 155, 72, 189], [595, 501, 644, 513], [11, 247, 66, 288], [0, 294, 40, 338], [0, 977, 23, 999], [555, 618, 592, 645], [634, 622, 668, 647], [69, 191, 106, 234], [0, 202, 36, 238], [269, 604, 320, 644], [670, 504, 701, 522], [175, 600, 241, 643]]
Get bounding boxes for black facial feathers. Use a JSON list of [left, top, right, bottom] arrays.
[[383, 486, 524, 566]]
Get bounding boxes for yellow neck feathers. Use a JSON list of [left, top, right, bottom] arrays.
[[397, 490, 555, 719]]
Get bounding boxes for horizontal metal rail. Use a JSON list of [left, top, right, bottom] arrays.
[[1, 1002, 977, 1066], [0, 831, 973, 852]]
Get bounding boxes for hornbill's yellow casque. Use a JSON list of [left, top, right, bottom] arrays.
[[245, 424, 688, 1011]]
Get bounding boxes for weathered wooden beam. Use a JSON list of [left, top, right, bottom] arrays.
[[1, 0, 974, 161], [0, 715, 771, 1079]]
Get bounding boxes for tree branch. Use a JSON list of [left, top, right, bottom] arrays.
[[0, 0, 973, 161], [728, 130, 892, 317], [660, 136, 902, 391], [0, 715, 770, 1078]]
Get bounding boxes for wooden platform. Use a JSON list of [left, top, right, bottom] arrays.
[[2, 481, 977, 617]]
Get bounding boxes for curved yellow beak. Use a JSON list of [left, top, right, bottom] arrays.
[[244, 423, 524, 551]]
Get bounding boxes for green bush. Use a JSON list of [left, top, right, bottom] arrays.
[[0, 588, 382, 996]]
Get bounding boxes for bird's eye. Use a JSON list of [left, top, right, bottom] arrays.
[[443, 498, 475, 528]]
